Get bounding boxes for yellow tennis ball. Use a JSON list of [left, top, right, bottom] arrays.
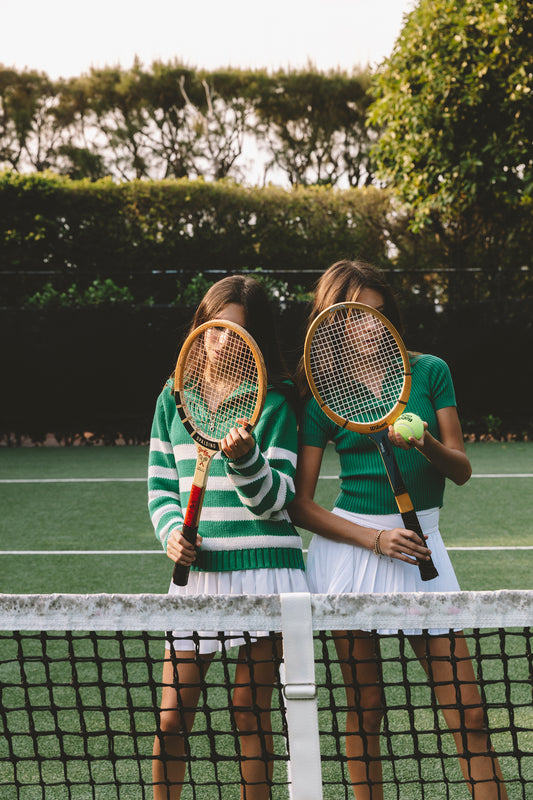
[[393, 412, 424, 441]]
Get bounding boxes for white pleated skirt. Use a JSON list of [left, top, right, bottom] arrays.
[[166, 567, 309, 653], [306, 507, 460, 636]]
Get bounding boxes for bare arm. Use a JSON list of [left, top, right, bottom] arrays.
[[288, 444, 431, 565], [388, 406, 472, 486]]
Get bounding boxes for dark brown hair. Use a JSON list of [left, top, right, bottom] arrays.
[[295, 259, 405, 397], [184, 274, 292, 388]]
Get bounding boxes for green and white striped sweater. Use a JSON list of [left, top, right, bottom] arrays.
[[148, 381, 305, 572]]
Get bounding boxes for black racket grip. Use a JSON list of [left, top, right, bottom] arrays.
[[171, 523, 198, 587], [400, 509, 439, 581]]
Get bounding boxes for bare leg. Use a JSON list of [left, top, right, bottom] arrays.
[[410, 632, 508, 800], [153, 647, 214, 800], [333, 630, 385, 800], [232, 636, 282, 800]]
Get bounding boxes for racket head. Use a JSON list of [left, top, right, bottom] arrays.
[[304, 302, 411, 434], [174, 319, 267, 449]]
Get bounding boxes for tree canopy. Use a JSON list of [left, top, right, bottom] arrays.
[[369, 0, 533, 275], [0, 63, 374, 188]]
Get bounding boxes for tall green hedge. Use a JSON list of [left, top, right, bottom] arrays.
[[2, 171, 529, 308], [0, 172, 398, 305]]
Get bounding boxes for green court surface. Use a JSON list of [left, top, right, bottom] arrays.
[[1, 442, 532, 800], [0, 441, 531, 594]]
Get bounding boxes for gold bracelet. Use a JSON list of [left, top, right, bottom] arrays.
[[373, 529, 386, 556]]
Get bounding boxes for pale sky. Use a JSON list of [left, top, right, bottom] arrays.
[[2, 0, 416, 78]]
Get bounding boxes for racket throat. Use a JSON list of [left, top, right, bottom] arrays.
[[183, 445, 214, 532], [370, 433, 410, 502]]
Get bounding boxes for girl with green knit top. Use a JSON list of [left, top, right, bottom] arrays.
[[149, 276, 307, 800], [289, 261, 507, 800]]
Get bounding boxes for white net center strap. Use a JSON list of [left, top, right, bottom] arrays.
[[281, 592, 323, 800]]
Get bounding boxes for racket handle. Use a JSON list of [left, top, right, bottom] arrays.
[[171, 523, 198, 587], [400, 509, 439, 582]]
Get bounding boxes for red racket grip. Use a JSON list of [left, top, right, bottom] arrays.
[[172, 483, 204, 587], [400, 508, 439, 581]]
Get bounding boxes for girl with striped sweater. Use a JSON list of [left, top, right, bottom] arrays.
[[149, 276, 307, 800]]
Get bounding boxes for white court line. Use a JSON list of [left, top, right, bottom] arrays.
[[0, 477, 146, 483], [446, 546, 533, 551], [468, 474, 533, 478], [3, 547, 533, 555], [319, 474, 532, 479], [1, 550, 165, 555], [0, 474, 531, 484]]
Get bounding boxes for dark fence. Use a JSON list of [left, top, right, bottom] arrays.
[[2, 264, 530, 310], [1, 299, 530, 442]]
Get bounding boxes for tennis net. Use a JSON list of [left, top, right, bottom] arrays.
[[0, 591, 531, 799]]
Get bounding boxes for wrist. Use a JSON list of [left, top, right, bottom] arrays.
[[415, 431, 434, 460], [373, 529, 386, 556], [223, 441, 259, 466]]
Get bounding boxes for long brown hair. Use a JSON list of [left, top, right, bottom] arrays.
[[182, 275, 292, 388], [295, 259, 405, 398]]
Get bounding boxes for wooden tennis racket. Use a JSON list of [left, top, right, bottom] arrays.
[[172, 319, 267, 586], [304, 302, 438, 581]]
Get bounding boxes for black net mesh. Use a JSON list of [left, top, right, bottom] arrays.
[[0, 594, 531, 799]]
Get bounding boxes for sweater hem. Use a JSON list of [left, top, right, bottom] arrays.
[[192, 547, 305, 572]]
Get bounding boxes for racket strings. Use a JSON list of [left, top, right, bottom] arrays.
[[309, 309, 406, 424], [182, 328, 260, 440]]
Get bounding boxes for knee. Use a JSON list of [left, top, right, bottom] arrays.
[[349, 690, 384, 734], [356, 707, 384, 735], [232, 686, 272, 734], [157, 708, 184, 737], [460, 705, 489, 736], [233, 706, 262, 734]]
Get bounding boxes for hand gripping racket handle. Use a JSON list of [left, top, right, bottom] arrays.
[[370, 432, 439, 582], [400, 508, 439, 582], [172, 481, 206, 587], [171, 522, 198, 586]]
